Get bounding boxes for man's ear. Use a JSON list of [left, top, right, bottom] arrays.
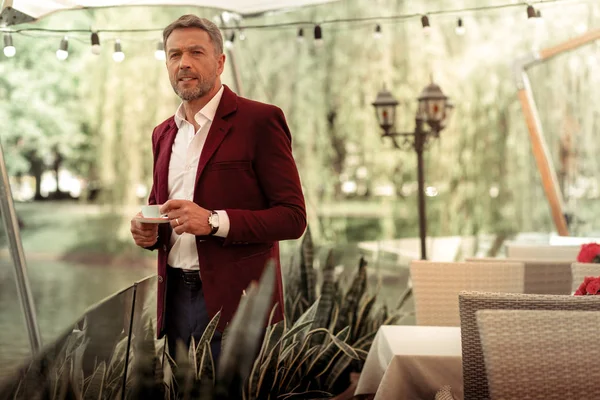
[[217, 53, 226, 75]]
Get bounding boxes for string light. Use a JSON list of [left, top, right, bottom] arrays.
[[112, 39, 124, 62], [421, 15, 431, 34], [0, 0, 587, 59], [225, 32, 235, 49], [90, 32, 100, 55], [314, 24, 323, 45], [154, 40, 165, 60], [535, 9, 544, 24], [297, 27, 304, 42], [455, 18, 465, 35], [56, 36, 68, 60], [374, 24, 382, 39], [3, 33, 15, 57]]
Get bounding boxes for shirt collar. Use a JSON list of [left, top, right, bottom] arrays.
[[174, 84, 224, 129]]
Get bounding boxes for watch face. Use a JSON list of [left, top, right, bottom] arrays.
[[210, 213, 219, 227]]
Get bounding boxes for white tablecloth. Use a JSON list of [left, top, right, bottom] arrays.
[[355, 325, 463, 400]]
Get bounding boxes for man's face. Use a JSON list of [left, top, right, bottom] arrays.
[[165, 28, 225, 101]]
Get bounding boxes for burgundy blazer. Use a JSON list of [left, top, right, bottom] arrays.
[[148, 85, 306, 335]]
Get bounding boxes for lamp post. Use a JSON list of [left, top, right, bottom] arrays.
[[372, 82, 453, 260]]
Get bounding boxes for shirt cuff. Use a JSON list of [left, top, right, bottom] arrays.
[[214, 210, 230, 238]]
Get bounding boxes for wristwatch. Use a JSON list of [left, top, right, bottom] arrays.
[[208, 211, 219, 235]]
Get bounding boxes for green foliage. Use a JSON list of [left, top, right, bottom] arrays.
[[0, 228, 406, 399], [3, 0, 600, 238]]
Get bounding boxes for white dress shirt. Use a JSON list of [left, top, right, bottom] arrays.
[[167, 85, 230, 270]]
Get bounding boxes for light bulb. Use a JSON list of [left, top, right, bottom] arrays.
[[421, 15, 431, 35], [113, 51, 125, 62], [3, 46, 15, 57], [56, 36, 68, 60], [91, 32, 101, 55], [154, 41, 165, 61], [3, 33, 15, 57], [225, 32, 235, 49], [56, 49, 68, 60], [374, 24, 382, 40], [314, 25, 323, 46], [455, 18, 465, 35], [113, 40, 124, 62], [297, 28, 304, 42]]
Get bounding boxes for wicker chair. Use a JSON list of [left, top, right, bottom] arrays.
[[459, 291, 600, 400], [434, 385, 458, 400], [465, 257, 571, 295], [477, 309, 600, 399], [409, 261, 525, 327], [570, 262, 600, 293]]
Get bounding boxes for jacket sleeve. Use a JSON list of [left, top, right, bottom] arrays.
[[223, 107, 306, 244], [144, 126, 161, 251]]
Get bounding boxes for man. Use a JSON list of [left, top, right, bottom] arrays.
[[130, 15, 306, 362]]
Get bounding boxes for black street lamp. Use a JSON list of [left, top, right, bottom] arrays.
[[372, 82, 453, 260]]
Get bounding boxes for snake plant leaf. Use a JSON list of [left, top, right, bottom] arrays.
[[299, 226, 316, 305], [324, 352, 353, 390], [278, 389, 332, 400], [195, 310, 220, 377], [216, 260, 276, 399], [82, 361, 105, 400], [307, 326, 350, 377], [198, 341, 215, 385], [352, 293, 376, 342], [283, 298, 319, 348], [311, 250, 335, 339], [334, 256, 367, 333], [174, 340, 194, 399]]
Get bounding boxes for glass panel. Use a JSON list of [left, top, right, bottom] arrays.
[[0, 285, 136, 398], [0, 221, 30, 381], [125, 275, 161, 398], [379, 105, 395, 128]]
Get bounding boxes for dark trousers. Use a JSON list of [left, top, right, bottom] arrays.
[[165, 266, 222, 368]]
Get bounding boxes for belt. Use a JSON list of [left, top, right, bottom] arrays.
[[167, 266, 201, 286]]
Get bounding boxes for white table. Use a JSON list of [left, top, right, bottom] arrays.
[[355, 325, 463, 400]]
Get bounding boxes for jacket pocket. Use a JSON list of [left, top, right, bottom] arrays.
[[204, 161, 251, 171]]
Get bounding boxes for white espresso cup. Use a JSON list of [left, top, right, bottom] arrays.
[[141, 205, 163, 218]]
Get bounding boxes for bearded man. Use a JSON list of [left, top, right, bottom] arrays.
[[129, 15, 306, 362]]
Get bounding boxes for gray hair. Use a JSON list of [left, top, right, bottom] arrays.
[[163, 15, 223, 55]]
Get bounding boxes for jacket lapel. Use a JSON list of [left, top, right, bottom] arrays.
[[156, 119, 178, 205], [194, 85, 237, 185]]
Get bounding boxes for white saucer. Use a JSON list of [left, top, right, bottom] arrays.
[[135, 216, 170, 224]]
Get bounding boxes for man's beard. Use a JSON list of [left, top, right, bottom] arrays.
[[171, 74, 215, 101]]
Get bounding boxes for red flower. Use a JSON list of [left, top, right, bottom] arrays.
[[574, 276, 600, 295], [577, 243, 600, 263], [576, 280, 588, 295], [587, 280, 600, 295]]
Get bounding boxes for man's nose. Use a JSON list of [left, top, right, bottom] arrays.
[[179, 52, 192, 68]]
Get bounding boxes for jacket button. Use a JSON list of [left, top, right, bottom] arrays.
[[162, 245, 167, 251], [158, 275, 164, 283]]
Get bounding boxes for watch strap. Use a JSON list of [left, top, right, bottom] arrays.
[[209, 211, 219, 235]]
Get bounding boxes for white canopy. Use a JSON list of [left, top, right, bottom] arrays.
[[1, 0, 342, 25]]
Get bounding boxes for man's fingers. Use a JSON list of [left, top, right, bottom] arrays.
[[136, 238, 157, 247], [160, 200, 183, 214]]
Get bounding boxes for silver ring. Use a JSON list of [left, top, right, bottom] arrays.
[[176, 218, 180, 226]]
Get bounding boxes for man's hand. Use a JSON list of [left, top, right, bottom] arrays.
[[130, 212, 159, 248], [160, 200, 211, 236]]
